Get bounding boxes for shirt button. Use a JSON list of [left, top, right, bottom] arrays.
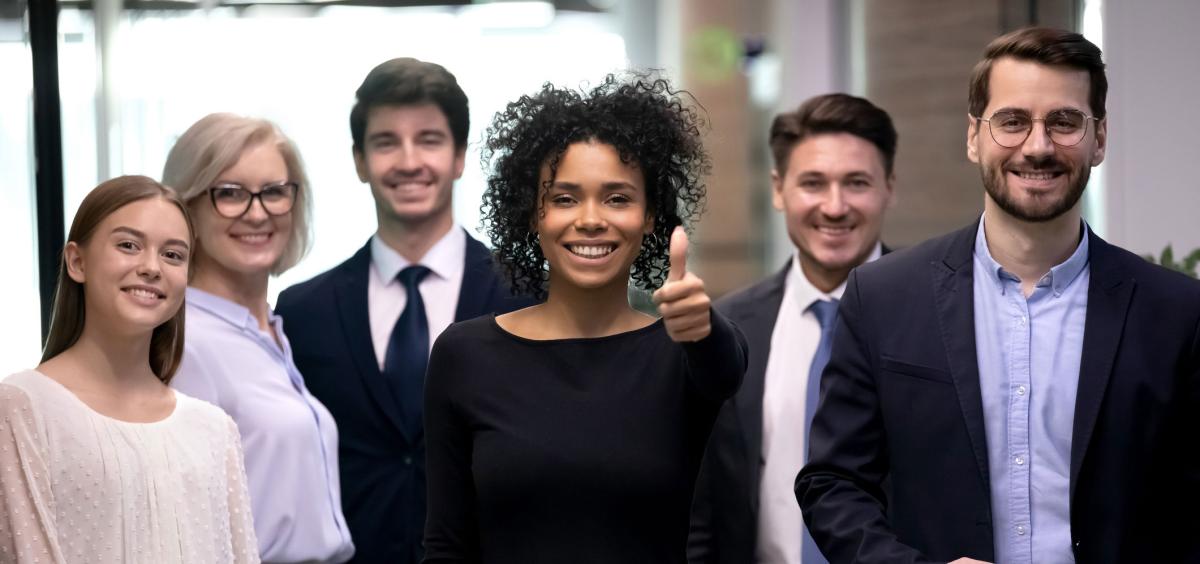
[[1017, 525, 1026, 535], [1017, 385, 1027, 396], [1019, 316, 1027, 326], [403, 456, 413, 465], [1014, 455, 1025, 465]]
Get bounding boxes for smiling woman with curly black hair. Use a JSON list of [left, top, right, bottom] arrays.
[[422, 73, 748, 563]]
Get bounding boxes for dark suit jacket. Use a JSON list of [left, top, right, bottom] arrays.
[[689, 248, 890, 564], [276, 232, 530, 564], [795, 221, 1200, 564]]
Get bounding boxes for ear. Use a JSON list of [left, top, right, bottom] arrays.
[[643, 212, 655, 235], [452, 147, 467, 181], [1091, 117, 1107, 166], [771, 169, 784, 211], [352, 146, 369, 183], [884, 172, 898, 208], [966, 113, 981, 164], [64, 241, 86, 284]]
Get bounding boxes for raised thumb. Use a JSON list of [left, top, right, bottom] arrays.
[[667, 226, 688, 282]]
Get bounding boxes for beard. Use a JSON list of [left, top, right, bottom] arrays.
[[981, 155, 1090, 223]]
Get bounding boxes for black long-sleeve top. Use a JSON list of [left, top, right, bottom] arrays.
[[422, 309, 747, 563]]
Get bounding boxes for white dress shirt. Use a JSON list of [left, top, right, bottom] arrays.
[[367, 226, 466, 369], [756, 243, 882, 564]]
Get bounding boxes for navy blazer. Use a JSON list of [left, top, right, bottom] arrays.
[[276, 232, 531, 564], [690, 247, 891, 564], [795, 222, 1200, 563]]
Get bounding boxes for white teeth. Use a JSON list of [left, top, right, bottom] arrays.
[[235, 234, 269, 243], [568, 245, 615, 258], [126, 288, 160, 300], [1015, 171, 1059, 180], [816, 226, 851, 234]]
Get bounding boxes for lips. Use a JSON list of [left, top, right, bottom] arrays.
[[813, 225, 854, 236], [232, 233, 272, 244]]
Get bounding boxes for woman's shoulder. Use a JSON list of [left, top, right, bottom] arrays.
[[1, 370, 73, 411], [172, 389, 240, 436]]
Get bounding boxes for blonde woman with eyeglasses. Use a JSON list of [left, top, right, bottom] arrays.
[[163, 114, 355, 564]]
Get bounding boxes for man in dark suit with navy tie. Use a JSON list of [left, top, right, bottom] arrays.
[[796, 28, 1200, 563], [689, 93, 897, 564], [276, 58, 528, 564]]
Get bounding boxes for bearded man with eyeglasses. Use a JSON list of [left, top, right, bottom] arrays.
[[795, 27, 1200, 564]]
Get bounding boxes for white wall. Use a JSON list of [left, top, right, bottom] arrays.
[[1101, 0, 1200, 259]]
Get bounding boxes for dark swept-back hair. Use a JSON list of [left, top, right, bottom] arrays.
[[968, 27, 1107, 118], [481, 72, 711, 299], [769, 93, 898, 176], [41, 175, 194, 384], [350, 57, 470, 152]]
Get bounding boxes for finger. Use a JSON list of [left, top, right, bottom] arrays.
[[667, 226, 688, 282], [652, 274, 704, 305]]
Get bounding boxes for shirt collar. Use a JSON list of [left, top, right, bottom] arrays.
[[789, 241, 883, 308], [973, 214, 1090, 297], [370, 225, 466, 284], [187, 286, 276, 331]]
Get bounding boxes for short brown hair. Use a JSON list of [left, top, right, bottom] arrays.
[[163, 113, 312, 275], [769, 93, 898, 176], [42, 175, 193, 383], [350, 57, 469, 152], [968, 27, 1107, 118]]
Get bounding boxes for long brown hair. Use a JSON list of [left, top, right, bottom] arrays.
[[41, 175, 194, 383]]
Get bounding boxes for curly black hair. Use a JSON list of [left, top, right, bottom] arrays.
[[481, 72, 710, 299]]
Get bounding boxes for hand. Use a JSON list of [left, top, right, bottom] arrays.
[[949, 559, 992, 564], [653, 227, 711, 342]]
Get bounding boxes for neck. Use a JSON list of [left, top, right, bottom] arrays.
[[191, 255, 272, 330], [376, 212, 453, 264], [982, 199, 1082, 294], [798, 260, 850, 295], [539, 273, 642, 338], [59, 316, 160, 388]]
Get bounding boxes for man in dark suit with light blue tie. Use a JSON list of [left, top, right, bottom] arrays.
[[689, 93, 897, 564], [276, 58, 528, 564], [796, 28, 1200, 563]]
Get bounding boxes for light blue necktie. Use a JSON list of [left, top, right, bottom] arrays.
[[801, 298, 839, 564]]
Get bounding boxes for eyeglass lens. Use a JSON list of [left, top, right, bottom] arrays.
[[986, 109, 1090, 148], [211, 184, 297, 218]]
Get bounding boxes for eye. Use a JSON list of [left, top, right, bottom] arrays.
[[260, 185, 288, 201], [606, 194, 633, 206], [212, 186, 248, 202], [994, 113, 1029, 132], [847, 178, 872, 189], [162, 249, 188, 263], [550, 194, 576, 206], [418, 134, 445, 146], [116, 240, 140, 252], [799, 178, 824, 191]]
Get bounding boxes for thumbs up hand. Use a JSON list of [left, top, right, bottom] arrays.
[[653, 226, 712, 342]]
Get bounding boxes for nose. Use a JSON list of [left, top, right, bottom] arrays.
[[1021, 119, 1056, 159], [241, 193, 270, 223], [137, 252, 162, 281], [819, 185, 849, 218], [395, 144, 421, 173], [574, 200, 607, 233]]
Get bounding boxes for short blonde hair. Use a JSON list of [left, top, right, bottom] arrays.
[[162, 113, 312, 275]]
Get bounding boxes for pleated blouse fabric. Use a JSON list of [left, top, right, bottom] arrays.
[[0, 369, 259, 563]]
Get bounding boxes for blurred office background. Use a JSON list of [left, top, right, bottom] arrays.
[[3, 0, 1199, 375]]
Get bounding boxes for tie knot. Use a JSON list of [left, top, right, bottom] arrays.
[[397, 265, 432, 288], [809, 298, 839, 329]]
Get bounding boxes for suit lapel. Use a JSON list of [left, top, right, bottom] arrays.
[[1070, 231, 1134, 502], [733, 265, 789, 515], [335, 242, 413, 440], [454, 232, 499, 321], [931, 222, 992, 489]]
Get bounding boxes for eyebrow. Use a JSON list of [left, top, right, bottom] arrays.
[[992, 106, 1083, 115], [111, 226, 190, 251], [549, 181, 639, 191]]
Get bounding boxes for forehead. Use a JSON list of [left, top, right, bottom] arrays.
[[785, 132, 886, 176], [99, 198, 190, 240], [542, 141, 644, 186], [365, 102, 450, 134], [984, 57, 1092, 114]]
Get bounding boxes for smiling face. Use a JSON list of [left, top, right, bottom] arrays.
[[190, 141, 293, 284], [967, 57, 1107, 223], [354, 103, 466, 232], [538, 141, 652, 295], [66, 198, 190, 336], [774, 132, 893, 291]]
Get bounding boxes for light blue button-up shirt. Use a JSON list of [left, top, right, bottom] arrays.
[[174, 287, 355, 563], [973, 217, 1088, 564]]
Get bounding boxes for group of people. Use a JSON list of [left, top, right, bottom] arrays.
[[1, 25, 1197, 564]]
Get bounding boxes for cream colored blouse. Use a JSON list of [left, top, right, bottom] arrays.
[[0, 370, 259, 563]]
